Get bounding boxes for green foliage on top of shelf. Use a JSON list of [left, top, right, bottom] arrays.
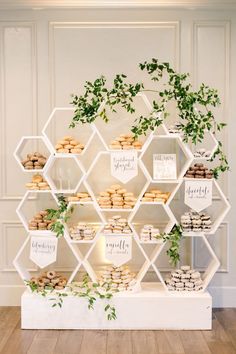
[[69, 58, 229, 178], [46, 194, 73, 238]]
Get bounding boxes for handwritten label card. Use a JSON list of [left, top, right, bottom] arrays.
[[30, 236, 58, 268], [105, 235, 132, 267], [153, 154, 177, 180], [111, 150, 138, 184], [184, 179, 213, 212]]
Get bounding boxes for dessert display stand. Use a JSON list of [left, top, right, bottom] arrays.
[[13, 95, 230, 330]]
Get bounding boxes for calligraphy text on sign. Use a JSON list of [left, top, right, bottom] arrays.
[[111, 151, 138, 184], [30, 236, 58, 268], [105, 235, 132, 267], [153, 154, 177, 180], [184, 180, 213, 212]]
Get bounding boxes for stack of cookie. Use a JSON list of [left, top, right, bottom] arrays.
[[67, 192, 92, 203], [168, 122, 182, 134], [109, 134, 142, 150], [30, 271, 67, 291], [181, 210, 212, 232], [21, 152, 47, 170], [69, 222, 96, 241], [25, 174, 50, 190], [103, 215, 132, 234], [194, 148, 211, 158], [142, 189, 171, 203], [55, 136, 85, 154], [184, 163, 213, 179], [28, 210, 54, 231], [140, 224, 161, 242], [97, 184, 137, 209], [165, 265, 203, 291], [99, 265, 137, 292]]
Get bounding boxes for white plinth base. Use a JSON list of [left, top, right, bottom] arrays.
[[21, 283, 212, 330]]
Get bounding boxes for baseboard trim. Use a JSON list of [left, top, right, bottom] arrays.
[[0, 285, 236, 307]]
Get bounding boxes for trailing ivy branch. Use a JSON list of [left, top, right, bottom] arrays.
[[25, 274, 118, 320], [69, 274, 118, 321], [160, 224, 183, 267], [46, 194, 74, 238], [69, 58, 229, 178]]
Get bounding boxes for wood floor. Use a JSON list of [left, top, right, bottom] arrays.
[[0, 308, 236, 354]]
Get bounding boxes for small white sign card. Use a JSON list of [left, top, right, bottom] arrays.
[[184, 179, 213, 212], [153, 154, 177, 180], [105, 235, 132, 267], [30, 236, 58, 268], [111, 150, 138, 184]]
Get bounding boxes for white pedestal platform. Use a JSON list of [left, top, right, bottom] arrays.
[[21, 283, 212, 330]]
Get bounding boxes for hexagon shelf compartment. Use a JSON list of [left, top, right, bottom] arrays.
[[140, 135, 193, 182], [16, 190, 58, 234], [169, 179, 230, 235], [153, 234, 220, 292], [65, 202, 105, 244], [94, 93, 153, 152], [14, 136, 51, 173], [44, 155, 84, 193], [86, 151, 149, 211], [42, 107, 95, 156], [13, 234, 80, 284], [190, 131, 218, 160]]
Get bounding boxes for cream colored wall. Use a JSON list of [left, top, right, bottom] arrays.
[[0, 6, 235, 306]]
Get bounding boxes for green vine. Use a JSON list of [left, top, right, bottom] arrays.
[[25, 274, 117, 321], [46, 195, 74, 238], [161, 225, 183, 267], [69, 58, 229, 178]]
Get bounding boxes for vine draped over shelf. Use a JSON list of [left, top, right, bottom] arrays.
[[69, 58, 229, 179]]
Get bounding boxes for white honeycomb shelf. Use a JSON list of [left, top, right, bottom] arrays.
[[13, 96, 230, 298]]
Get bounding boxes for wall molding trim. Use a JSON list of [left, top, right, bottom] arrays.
[[0, 0, 236, 10]]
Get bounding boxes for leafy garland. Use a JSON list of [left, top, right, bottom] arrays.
[[161, 224, 183, 267], [25, 274, 117, 321], [69, 58, 229, 178], [46, 194, 73, 238]]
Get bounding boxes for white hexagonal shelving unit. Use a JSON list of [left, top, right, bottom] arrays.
[[13, 101, 230, 330], [42, 107, 95, 156], [14, 136, 51, 173], [44, 155, 85, 193]]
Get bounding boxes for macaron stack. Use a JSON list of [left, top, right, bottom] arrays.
[[165, 265, 203, 291], [25, 174, 50, 190], [181, 210, 212, 232], [21, 152, 47, 170], [97, 184, 137, 209], [30, 271, 67, 291], [55, 136, 85, 154], [99, 265, 137, 292], [140, 224, 161, 242], [69, 222, 96, 241], [184, 163, 213, 179], [142, 189, 171, 203], [109, 134, 142, 150], [194, 148, 211, 158], [67, 192, 92, 203], [28, 210, 54, 231], [103, 215, 132, 235]]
